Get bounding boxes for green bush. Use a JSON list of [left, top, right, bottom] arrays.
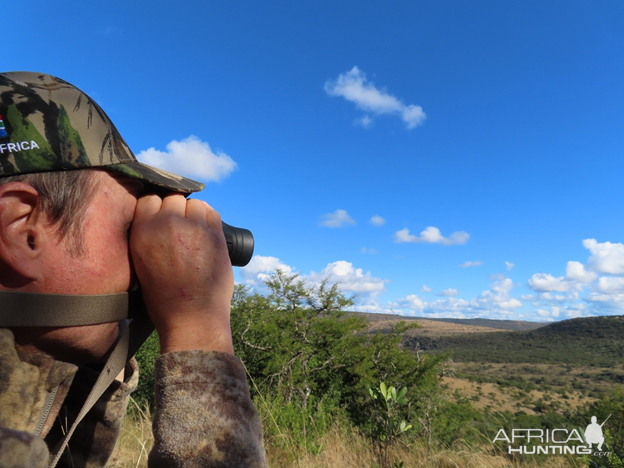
[[132, 331, 160, 411]]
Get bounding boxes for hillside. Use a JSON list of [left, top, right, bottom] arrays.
[[353, 311, 546, 332], [409, 315, 624, 366]]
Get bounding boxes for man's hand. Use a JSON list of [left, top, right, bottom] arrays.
[[130, 194, 234, 355]]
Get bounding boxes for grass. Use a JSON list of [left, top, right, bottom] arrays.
[[108, 401, 587, 468], [108, 399, 153, 468]]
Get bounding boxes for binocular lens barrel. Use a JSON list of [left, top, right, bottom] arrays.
[[222, 222, 254, 267]]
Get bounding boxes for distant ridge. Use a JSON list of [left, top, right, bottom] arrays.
[[351, 311, 547, 331], [410, 315, 624, 365]]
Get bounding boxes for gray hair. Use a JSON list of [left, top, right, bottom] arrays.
[[0, 170, 101, 256]]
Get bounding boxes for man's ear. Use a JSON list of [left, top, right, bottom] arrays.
[[0, 182, 46, 280]]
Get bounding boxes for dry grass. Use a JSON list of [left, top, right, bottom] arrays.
[[109, 406, 586, 468], [270, 425, 583, 468], [108, 399, 153, 468]]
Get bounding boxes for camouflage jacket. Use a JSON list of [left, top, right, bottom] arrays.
[[0, 329, 267, 468]]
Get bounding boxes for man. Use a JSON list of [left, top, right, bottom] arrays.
[[0, 72, 266, 467]]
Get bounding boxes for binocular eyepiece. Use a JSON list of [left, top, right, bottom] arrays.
[[222, 222, 254, 267]]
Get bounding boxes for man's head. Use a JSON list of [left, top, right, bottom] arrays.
[[0, 71, 204, 362], [0, 71, 205, 264]]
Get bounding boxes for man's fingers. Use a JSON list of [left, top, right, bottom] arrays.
[[160, 193, 187, 214], [134, 194, 163, 222], [186, 198, 209, 223], [202, 201, 222, 229]]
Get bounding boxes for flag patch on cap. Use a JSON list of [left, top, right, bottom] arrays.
[[0, 115, 8, 139]]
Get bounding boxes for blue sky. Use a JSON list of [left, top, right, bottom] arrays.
[[7, 1, 624, 321]]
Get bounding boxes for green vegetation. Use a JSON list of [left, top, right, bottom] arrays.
[[229, 270, 469, 457], [368, 382, 412, 468], [132, 273, 624, 467], [411, 316, 624, 366]]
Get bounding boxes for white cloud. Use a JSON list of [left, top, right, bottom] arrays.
[[437, 288, 458, 297], [394, 226, 469, 246], [505, 261, 514, 271], [565, 261, 598, 283], [361, 247, 378, 254], [536, 307, 559, 322], [354, 115, 373, 128], [583, 239, 624, 275], [306, 261, 387, 295], [472, 278, 522, 311], [324, 67, 426, 130], [320, 209, 356, 228], [459, 261, 483, 268], [594, 276, 624, 295], [240, 255, 293, 286], [137, 135, 237, 182], [423, 297, 471, 317], [370, 215, 386, 226], [421, 285, 432, 293], [394, 294, 426, 312], [389, 277, 523, 318], [584, 292, 624, 314], [527, 273, 576, 293], [489, 273, 506, 281]]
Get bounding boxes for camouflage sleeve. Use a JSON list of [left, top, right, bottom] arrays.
[[0, 427, 49, 468], [149, 351, 267, 468], [47, 358, 139, 468]]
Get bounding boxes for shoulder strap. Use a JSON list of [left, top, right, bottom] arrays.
[[0, 289, 153, 468], [0, 290, 140, 326], [49, 308, 154, 468]]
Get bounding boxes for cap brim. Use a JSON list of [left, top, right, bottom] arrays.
[[105, 161, 205, 195]]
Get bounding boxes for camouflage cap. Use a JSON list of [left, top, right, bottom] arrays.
[[0, 72, 204, 194]]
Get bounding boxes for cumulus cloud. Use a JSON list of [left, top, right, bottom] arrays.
[[505, 261, 514, 271], [240, 255, 293, 286], [537, 306, 560, 319], [320, 209, 356, 228], [472, 278, 522, 311], [565, 261, 598, 283], [459, 261, 483, 268], [583, 291, 624, 314], [421, 285, 432, 293], [306, 261, 387, 295], [527, 273, 576, 293], [394, 226, 469, 245], [370, 215, 386, 226], [386, 277, 524, 318], [242, 257, 388, 310], [137, 135, 237, 182], [324, 67, 426, 129], [583, 239, 624, 275], [393, 294, 426, 313], [594, 276, 624, 295], [361, 247, 378, 254], [437, 288, 458, 297]]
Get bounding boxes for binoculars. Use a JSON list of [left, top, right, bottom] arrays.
[[222, 222, 254, 267]]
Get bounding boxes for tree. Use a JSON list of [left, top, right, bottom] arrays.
[[231, 270, 449, 437]]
